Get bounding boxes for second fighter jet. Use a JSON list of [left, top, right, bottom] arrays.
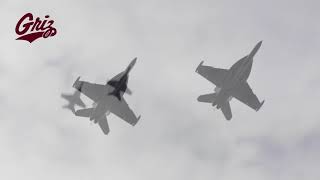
[[196, 41, 265, 120]]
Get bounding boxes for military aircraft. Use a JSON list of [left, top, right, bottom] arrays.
[[72, 58, 141, 135], [196, 41, 265, 120], [61, 90, 86, 113]]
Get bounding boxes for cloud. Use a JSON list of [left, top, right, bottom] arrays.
[[0, 0, 319, 179]]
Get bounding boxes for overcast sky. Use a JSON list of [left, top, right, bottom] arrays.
[[0, 0, 319, 179]]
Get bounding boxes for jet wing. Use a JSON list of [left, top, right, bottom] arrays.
[[196, 61, 228, 86], [73, 78, 111, 102], [108, 96, 140, 126], [230, 82, 264, 111]]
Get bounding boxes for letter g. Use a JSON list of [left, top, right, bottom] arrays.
[[16, 13, 34, 35]]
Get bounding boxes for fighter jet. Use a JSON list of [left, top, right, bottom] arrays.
[[72, 58, 141, 135], [196, 41, 265, 120], [61, 90, 86, 113]]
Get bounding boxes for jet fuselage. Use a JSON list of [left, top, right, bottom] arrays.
[[213, 41, 262, 109], [90, 95, 111, 122], [90, 58, 137, 121]]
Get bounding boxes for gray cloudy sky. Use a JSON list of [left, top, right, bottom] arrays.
[[0, 0, 319, 179]]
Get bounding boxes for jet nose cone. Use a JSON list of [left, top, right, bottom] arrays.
[[130, 57, 137, 67], [126, 57, 137, 73], [256, 41, 263, 49], [248, 41, 263, 59]]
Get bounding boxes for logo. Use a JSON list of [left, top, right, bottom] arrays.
[[15, 13, 57, 43]]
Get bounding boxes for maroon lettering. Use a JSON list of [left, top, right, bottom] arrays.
[[15, 13, 57, 43], [15, 13, 34, 35]]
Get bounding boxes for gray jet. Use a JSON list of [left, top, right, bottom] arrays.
[[72, 58, 141, 135], [196, 41, 265, 120], [61, 91, 86, 113]]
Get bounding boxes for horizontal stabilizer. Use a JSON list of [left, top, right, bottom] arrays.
[[221, 101, 232, 120], [75, 108, 94, 117], [98, 115, 110, 135], [197, 93, 216, 103]]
